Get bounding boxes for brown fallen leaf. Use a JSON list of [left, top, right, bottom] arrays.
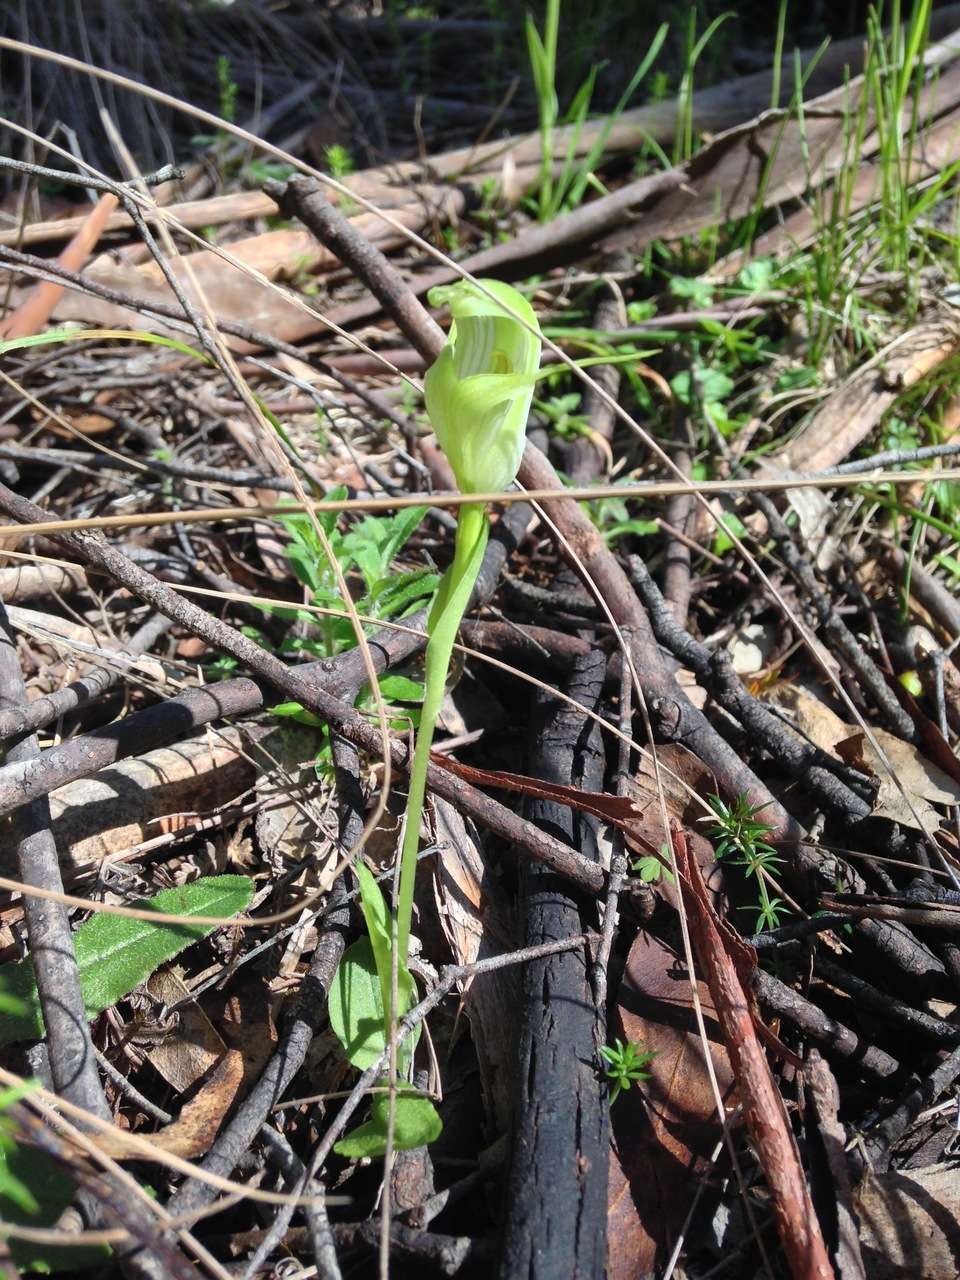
[[856, 1165, 960, 1280], [836, 730, 960, 834], [611, 929, 736, 1278], [99, 1043, 243, 1161], [100, 987, 275, 1163], [145, 967, 226, 1095], [771, 684, 960, 834]]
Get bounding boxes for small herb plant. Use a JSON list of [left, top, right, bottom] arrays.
[[600, 1038, 655, 1104], [631, 843, 675, 885], [278, 490, 438, 660], [536, 390, 590, 441], [329, 279, 543, 1157], [268, 491, 437, 773], [704, 793, 788, 932]]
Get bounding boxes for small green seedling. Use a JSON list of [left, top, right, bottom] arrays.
[[600, 1038, 655, 1104], [704, 793, 788, 932], [631, 843, 676, 885], [330, 279, 542, 1157]]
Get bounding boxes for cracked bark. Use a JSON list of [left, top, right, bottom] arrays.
[[499, 648, 609, 1279]]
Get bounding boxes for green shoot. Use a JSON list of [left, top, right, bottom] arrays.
[[599, 1038, 655, 1104], [525, 0, 667, 222], [631, 843, 676, 885], [276, 488, 437, 660]]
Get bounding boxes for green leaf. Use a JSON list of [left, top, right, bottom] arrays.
[[773, 366, 818, 393], [329, 936, 417, 1071], [671, 366, 734, 407], [334, 1093, 442, 1159], [668, 275, 714, 308], [0, 875, 253, 1045], [0, 1139, 109, 1272], [737, 258, 774, 293], [375, 675, 425, 703], [371, 574, 439, 623], [270, 701, 324, 727], [329, 938, 386, 1070], [354, 864, 393, 988], [712, 511, 748, 557]]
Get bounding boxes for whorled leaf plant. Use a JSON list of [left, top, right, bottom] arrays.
[[329, 280, 541, 1156]]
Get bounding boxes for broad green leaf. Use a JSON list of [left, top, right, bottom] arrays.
[[712, 512, 748, 558], [375, 675, 425, 703], [671, 367, 734, 407], [0, 1139, 108, 1272], [0, 875, 253, 1045], [737, 258, 774, 293], [328, 938, 415, 1070], [669, 275, 714, 307], [329, 938, 386, 1069], [334, 1093, 442, 1159]]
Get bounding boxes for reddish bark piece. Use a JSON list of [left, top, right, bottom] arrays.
[[672, 824, 833, 1280], [430, 751, 720, 886], [430, 753, 657, 849], [612, 930, 736, 1277], [0, 192, 119, 339]]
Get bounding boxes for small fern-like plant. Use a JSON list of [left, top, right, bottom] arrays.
[[704, 793, 787, 932]]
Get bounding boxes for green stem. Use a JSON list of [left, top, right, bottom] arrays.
[[395, 502, 488, 966]]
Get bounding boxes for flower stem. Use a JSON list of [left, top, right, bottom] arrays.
[[395, 501, 488, 965]]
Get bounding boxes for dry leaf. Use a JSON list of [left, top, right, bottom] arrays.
[[857, 1165, 960, 1280], [611, 929, 735, 1277], [836, 730, 960, 833], [99, 1046, 243, 1161], [769, 683, 849, 752], [771, 683, 960, 833], [145, 967, 226, 1094], [254, 724, 337, 885]]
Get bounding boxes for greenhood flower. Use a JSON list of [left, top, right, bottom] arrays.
[[424, 279, 542, 494]]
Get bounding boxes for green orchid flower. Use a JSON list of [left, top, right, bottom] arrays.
[[424, 279, 542, 494]]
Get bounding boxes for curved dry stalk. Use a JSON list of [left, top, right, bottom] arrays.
[[0, 466, 954, 541]]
